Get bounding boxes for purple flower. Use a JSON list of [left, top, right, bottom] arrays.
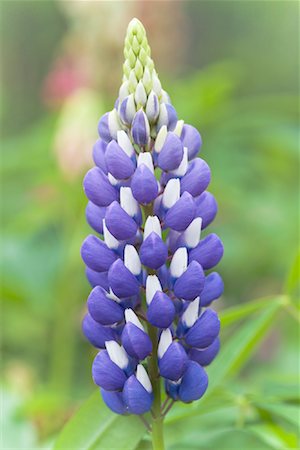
[[81, 18, 224, 418]]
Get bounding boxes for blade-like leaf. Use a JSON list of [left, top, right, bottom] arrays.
[[285, 249, 300, 298], [254, 402, 300, 428], [54, 390, 146, 450], [219, 295, 287, 327], [248, 423, 298, 449]]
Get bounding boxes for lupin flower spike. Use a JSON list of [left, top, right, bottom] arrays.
[[81, 18, 224, 450]]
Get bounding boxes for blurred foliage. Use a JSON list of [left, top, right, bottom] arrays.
[[1, 1, 299, 449]]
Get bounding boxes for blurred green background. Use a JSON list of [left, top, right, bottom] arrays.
[[1, 1, 299, 449]]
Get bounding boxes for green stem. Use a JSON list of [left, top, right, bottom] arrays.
[[142, 202, 165, 450], [147, 323, 165, 450]]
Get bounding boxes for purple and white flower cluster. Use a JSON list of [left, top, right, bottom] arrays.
[[81, 18, 224, 416]]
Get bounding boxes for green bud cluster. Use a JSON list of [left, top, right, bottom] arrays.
[[119, 18, 167, 105]]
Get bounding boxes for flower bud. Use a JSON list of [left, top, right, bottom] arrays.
[[180, 217, 202, 249], [145, 90, 159, 122], [185, 309, 220, 348], [189, 233, 224, 270], [98, 109, 122, 142], [200, 272, 224, 307], [108, 259, 140, 298], [195, 191, 218, 229], [92, 348, 128, 391], [180, 158, 211, 197], [180, 124, 202, 160], [92, 139, 108, 173], [178, 361, 208, 403], [83, 167, 118, 207], [134, 81, 147, 107], [101, 388, 127, 415], [147, 291, 175, 328], [87, 286, 124, 325], [82, 314, 117, 348], [189, 337, 220, 366], [157, 103, 177, 131], [157, 133, 183, 171], [158, 329, 188, 381], [105, 201, 138, 240], [121, 309, 152, 360], [131, 154, 158, 204], [119, 94, 136, 125], [165, 192, 196, 232], [131, 110, 150, 146], [123, 364, 153, 414], [85, 201, 106, 234], [85, 267, 109, 291], [169, 247, 188, 280], [173, 261, 205, 301], [81, 235, 117, 272], [105, 140, 135, 180]]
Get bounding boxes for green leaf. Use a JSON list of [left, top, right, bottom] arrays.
[[219, 295, 288, 327], [254, 402, 300, 428], [285, 249, 300, 298], [207, 298, 285, 394], [54, 390, 146, 450], [248, 423, 298, 449]]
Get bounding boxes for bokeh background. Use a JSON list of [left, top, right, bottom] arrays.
[[1, 1, 299, 449]]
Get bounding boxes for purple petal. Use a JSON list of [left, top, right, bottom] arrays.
[[157, 104, 178, 131], [123, 375, 153, 414], [173, 261, 205, 301], [93, 139, 108, 173], [101, 388, 127, 415], [108, 259, 140, 298], [180, 158, 211, 197], [157, 133, 183, 171], [159, 342, 188, 381], [195, 191, 218, 229], [83, 167, 118, 207], [180, 124, 202, 160], [87, 286, 124, 325], [81, 235, 117, 272], [147, 291, 175, 328], [189, 337, 220, 366], [131, 110, 150, 146], [189, 234, 224, 270], [157, 264, 170, 290], [185, 309, 220, 348], [165, 104, 178, 130], [98, 113, 111, 143], [179, 361, 208, 402], [121, 323, 152, 360], [92, 350, 127, 391], [85, 267, 109, 291], [105, 140, 135, 180], [139, 232, 168, 270], [105, 201, 138, 240], [82, 313, 117, 348], [165, 192, 196, 232], [131, 165, 158, 204], [86, 201, 106, 234], [201, 272, 224, 307], [86, 268, 109, 290], [119, 96, 136, 125], [165, 379, 180, 400]]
